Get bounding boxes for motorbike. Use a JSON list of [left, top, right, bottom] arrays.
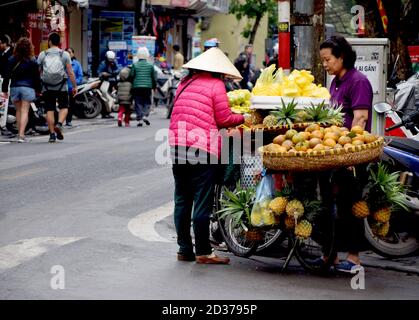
[[73, 77, 103, 119], [365, 103, 419, 258], [0, 93, 49, 136], [165, 69, 188, 119], [96, 72, 118, 114]]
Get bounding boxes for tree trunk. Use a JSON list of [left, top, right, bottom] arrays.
[[312, 0, 325, 85], [248, 14, 262, 45]]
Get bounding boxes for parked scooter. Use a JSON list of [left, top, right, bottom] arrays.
[[95, 72, 118, 114], [73, 77, 103, 119], [1, 96, 49, 136], [363, 103, 419, 258]]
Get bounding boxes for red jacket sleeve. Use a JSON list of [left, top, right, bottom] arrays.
[[212, 80, 244, 128]]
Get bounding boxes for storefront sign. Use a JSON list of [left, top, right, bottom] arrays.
[[132, 36, 156, 61], [355, 60, 380, 94], [99, 11, 135, 66]]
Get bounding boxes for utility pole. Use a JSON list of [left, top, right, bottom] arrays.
[[277, 0, 291, 73]]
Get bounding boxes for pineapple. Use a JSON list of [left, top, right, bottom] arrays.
[[263, 114, 279, 127], [286, 199, 304, 219], [373, 208, 391, 223], [352, 200, 370, 219], [295, 110, 308, 123], [245, 110, 264, 127], [295, 219, 313, 239], [366, 163, 408, 225], [306, 101, 344, 126], [262, 209, 276, 225], [306, 101, 331, 126], [269, 98, 298, 128], [269, 197, 288, 216], [371, 222, 390, 238], [284, 215, 295, 229]]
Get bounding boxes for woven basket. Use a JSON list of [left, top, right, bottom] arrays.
[[260, 137, 384, 172], [244, 229, 264, 242], [247, 122, 341, 134]]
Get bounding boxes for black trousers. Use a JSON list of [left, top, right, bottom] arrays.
[[172, 163, 217, 256]]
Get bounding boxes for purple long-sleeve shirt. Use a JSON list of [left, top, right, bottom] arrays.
[[330, 68, 373, 131]]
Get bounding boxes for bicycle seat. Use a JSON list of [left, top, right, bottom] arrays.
[[386, 137, 419, 156]]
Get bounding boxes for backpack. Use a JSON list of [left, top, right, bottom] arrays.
[[41, 50, 67, 89]]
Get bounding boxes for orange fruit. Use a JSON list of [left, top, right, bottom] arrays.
[[352, 140, 364, 146], [301, 131, 311, 140], [292, 133, 306, 144], [308, 138, 322, 148], [324, 132, 340, 141], [323, 138, 337, 147], [313, 144, 325, 151], [306, 123, 320, 133], [351, 125, 364, 135], [352, 134, 365, 143], [285, 129, 298, 140], [282, 140, 294, 150], [273, 134, 286, 145], [295, 141, 309, 152], [364, 133, 377, 143], [338, 135, 352, 145], [311, 130, 324, 140]]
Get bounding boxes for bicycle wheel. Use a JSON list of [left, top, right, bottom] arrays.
[[292, 208, 337, 274], [213, 183, 283, 257]]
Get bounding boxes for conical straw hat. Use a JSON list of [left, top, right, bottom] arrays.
[[183, 47, 243, 80]]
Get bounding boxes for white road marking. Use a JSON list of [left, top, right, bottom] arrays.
[[0, 237, 85, 273], [128, 201, 174, 242]]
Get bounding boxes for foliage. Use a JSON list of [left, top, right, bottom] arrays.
[[229, 0, 277, 44]]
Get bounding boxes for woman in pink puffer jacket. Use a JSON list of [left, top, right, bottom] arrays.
[[169, 48, 245, 265]]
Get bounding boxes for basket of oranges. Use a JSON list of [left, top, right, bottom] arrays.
[[259, 125, 385, 172]]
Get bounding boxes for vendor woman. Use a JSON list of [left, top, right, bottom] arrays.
[[318, 35, 373, 273], [320, 35, 373, 131]]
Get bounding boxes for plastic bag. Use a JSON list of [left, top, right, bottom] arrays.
[[250, 172, 276, 227]]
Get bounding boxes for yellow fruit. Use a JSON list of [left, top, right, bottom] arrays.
[[323, 138, 336, 148], [251, 212, 262, 226], [292, 133, 306, 144], [344, 143, 354, 149], [301, 131, 311, 140], [286, 199, 304, 219], [352, 134, 365, 143], [313, 143, 325, 151], [334, 143, 343, 149], [364, 133, 378, 144], [285, 129, 298, 139], [262, 209, 276, 225], [311, 130, 324, 140], [352, 140, 364, 146], [273, 134, 286, 145], [324, 132, 340, 141], [295, 219, 313, 239], [284, 216, 295, 229], [263, 115, 279, 127], [308, 137, 322, 148], [269, 197, 288, 215], [338, 135, 352, 145], [352, 200, 370, 218], [371, 222, 390, 238], [295, 141, 309, 152], [373, 208, 391, 223], [351, 125, 364, 135], [282, 140, 294, 151], [306, 123, 320, 133]]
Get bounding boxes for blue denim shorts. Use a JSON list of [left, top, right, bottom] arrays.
[[10, 86, 36, 102]]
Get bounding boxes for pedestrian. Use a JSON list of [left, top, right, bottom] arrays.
[[0, 34, 13, 78], [169, 47, 246, 264], [267, 43, 278, 68], [1, 37, 41, 143], [203, 38, 219, 52], [65, 47, 83, 128], [173, 44, 184, 70], [97, 50, 120, 119], [38, 32, 77, 143], [116, 67, 132, 127], [130, 47, 156, 127], [234, 44, 253, 90], [311, 35, 374, 273]]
